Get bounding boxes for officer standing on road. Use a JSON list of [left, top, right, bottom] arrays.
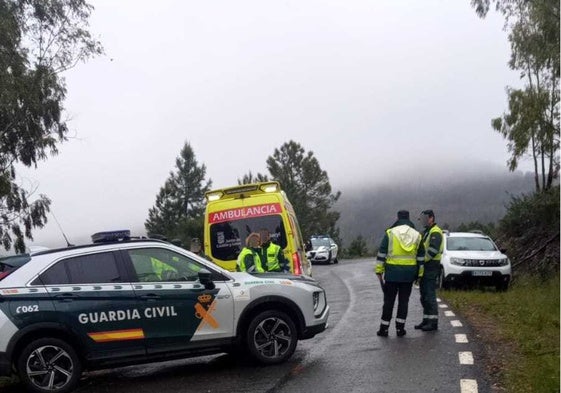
[[414, 209, 444, 332], [237, 233, 265, 273], [258, 228, 290, 273], [375, 210, 424, 337]]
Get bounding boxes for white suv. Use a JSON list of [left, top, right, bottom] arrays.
[[438, 232, 511, 291]]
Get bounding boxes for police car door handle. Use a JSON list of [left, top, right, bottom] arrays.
[[54, 293, 78, 302], [140, 294, 160, 300]]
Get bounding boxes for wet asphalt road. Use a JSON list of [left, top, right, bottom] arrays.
[[3, 259, 492, 393]]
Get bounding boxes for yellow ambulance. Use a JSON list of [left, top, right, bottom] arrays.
[[203, 182, 312, 276]]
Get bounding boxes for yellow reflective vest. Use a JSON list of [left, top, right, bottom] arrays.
[[423, 224, 444, 262], [260, 242, 286, 272], [376, 225, 423, 282], [237, 247, 265, 273]]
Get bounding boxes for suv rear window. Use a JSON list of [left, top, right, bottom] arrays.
[[0, 255, 31, 281], [209, 215, 286, 261]]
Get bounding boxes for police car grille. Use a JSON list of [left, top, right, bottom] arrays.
[[464, 259, 501, 267]]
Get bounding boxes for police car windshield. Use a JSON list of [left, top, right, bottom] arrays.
[[447, 237, 497, 252], [311, 238, 330, 248]]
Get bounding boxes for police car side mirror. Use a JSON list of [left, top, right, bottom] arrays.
[[500, 248, 507, 254], [198, 269, 215, 290]]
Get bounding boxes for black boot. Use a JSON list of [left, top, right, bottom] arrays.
[[414, 319, 428, 330], [396, 322, 406, 337], [376, 324, 389, 337], [421, 320, 438, 332]]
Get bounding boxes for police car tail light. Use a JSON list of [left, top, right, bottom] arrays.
[[292, 252, 302, 275]]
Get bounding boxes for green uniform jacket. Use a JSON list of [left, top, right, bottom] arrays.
[[422, 223, 444, 273], [259, 242, 289, 272]]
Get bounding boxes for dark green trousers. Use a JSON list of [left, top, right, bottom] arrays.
[[419, 268, 439, 320]]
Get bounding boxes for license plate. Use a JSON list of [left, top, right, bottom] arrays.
[[472, 270, 492, 277]]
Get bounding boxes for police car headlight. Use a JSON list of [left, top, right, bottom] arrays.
[[450, 257, 465, 266], [313, 291, 326, 317]]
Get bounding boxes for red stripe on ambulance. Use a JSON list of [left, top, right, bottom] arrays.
[[209, 203, 282, 224]]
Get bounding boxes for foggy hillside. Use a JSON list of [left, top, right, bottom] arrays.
[[335, 168, 535, 250]]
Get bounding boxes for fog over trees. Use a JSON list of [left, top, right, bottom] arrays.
[[335, 166, 535, 251]]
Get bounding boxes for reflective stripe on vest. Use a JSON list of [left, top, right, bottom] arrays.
[[424, 225, 444, 262]]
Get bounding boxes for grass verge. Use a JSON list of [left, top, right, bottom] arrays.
[[441, 275, 560, 393]]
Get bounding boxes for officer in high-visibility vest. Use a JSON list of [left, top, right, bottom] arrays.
[[414, 209, 444, 332], [258, 229, 289, 273], [150, 257, 177, 280], [375, 210, 425, 337], [237, 233, 265, 273]]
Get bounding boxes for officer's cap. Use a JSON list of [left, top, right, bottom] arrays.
[[397, 210, 410, 220], [421, 209, 435, 218]]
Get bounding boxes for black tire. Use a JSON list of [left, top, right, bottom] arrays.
[[333, 257, 339, 264], [245, 310, 297, 365], [17, 337, 82, 393]]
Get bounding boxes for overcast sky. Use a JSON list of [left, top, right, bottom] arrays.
[[15, 0, 528, 250]]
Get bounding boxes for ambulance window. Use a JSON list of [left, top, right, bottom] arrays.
[[127, 248, 225, 282], [40, 252, 121, 285], [209, 215, 286, 260]]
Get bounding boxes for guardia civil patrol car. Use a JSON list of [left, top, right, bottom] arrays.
[[0, 231, 329, 393]]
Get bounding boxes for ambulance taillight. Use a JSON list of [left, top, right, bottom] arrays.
[[292, 252, 302, 275]]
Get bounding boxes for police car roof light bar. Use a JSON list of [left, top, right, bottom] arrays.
[[91, 230, 131, 243]]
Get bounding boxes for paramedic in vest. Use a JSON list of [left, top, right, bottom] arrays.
[[259, 229, 289, 273], [414, 209, 444, 332], [375, 210, 424, 337], [237, 233, 265, 273]]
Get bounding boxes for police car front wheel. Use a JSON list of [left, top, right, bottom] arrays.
[[246, 310, 297, 365], [17, 338, 82, 393]]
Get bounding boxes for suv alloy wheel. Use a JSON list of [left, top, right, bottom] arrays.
[[246, 310, 297, 365]]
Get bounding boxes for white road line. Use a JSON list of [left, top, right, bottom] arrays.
[[459, 351, 474, 365], [437, 298, 442, 302], [460, 379, 478, 393], [438, 304, 448, 308], [451, 320, 463, 327], [445, 310, 455, 317], [455, 334, 469, 343]]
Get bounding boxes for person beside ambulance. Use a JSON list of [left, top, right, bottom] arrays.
[[237, 233, 265, 273], [258, 229, 290, 273]]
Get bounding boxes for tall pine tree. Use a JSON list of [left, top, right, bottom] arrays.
[[145, 142, 212, 246], [266, 140, 341, 241]]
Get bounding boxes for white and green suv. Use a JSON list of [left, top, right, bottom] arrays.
[[0, 231, 329, 393]]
